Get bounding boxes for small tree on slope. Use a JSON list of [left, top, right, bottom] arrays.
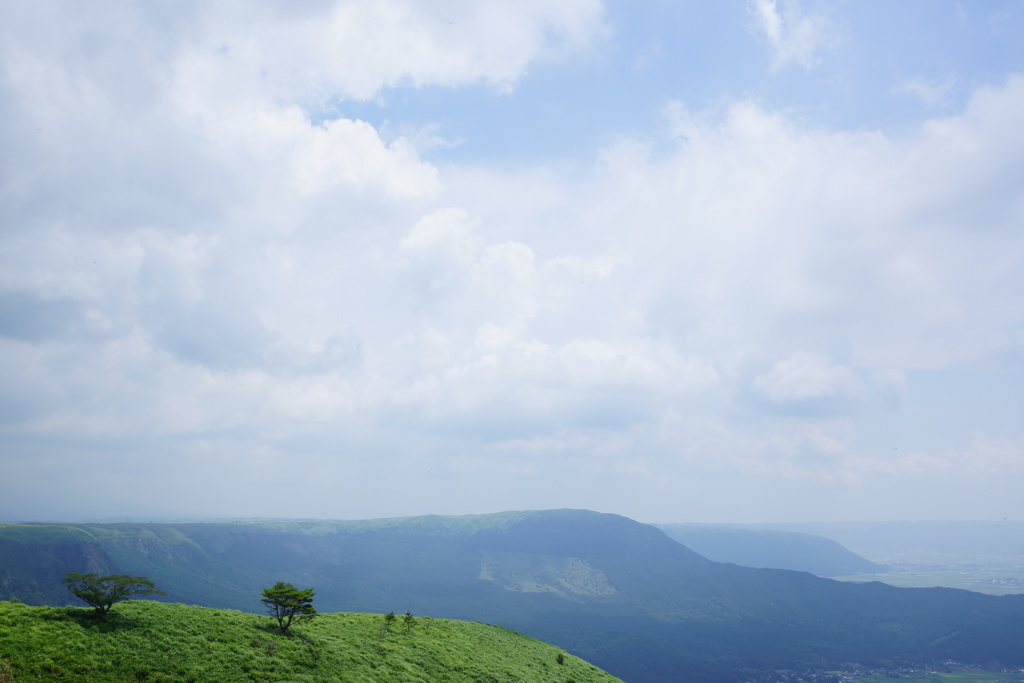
[[61, 573, 165, 616], [261, 581, 316, 633]]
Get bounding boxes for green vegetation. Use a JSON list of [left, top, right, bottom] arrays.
[[479, 551, 617, 597], [61, 573, 165, 615], [0, 600, 620, 683], [260, 581, 316, 633]]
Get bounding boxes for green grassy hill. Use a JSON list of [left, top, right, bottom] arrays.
[[0, 600, 620, 683]]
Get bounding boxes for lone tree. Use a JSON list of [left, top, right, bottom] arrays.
[[261, 581, 316, 633], [61, 573, 165, 616]]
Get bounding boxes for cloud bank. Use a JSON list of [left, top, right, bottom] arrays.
[[2, 1, 1023, 523]]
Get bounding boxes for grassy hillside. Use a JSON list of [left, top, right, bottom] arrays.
[[0, 600, 620, 683]]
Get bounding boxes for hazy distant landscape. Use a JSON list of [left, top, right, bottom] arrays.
[[753, 522, 1024, 597], [660, 522, 1024, 596], [3, 510, 1024, 682], [832, 555, 1024, 596]]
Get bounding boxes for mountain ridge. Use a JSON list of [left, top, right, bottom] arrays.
[[656, 523, 889, 576]]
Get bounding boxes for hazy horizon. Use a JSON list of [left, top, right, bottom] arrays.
[[2, 1, 1023, 525], [5, 509, 1024, 528]]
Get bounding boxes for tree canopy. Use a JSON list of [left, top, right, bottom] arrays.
[[260, 581, 316, 633], [61, 573, 165, 615]]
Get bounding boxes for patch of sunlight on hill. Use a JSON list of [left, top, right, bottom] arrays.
[[479, 551, 618, 599]]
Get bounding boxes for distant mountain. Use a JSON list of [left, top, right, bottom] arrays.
[[3, 510, 1024, 683], [745, 521, 1024, 558], [656, 524, 889, 576]]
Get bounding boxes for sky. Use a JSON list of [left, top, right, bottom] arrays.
[[1, 0, 1023, 524]]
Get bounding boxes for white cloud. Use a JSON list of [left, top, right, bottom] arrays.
[[752, 352, 865, 415], [832, 432, 1024, 491], [2, 2, 1024, 522], [175, 0, 607, 105], [749, 0, 835, 70], [400, 208, 477, 251], [893, 75, 956, 108]]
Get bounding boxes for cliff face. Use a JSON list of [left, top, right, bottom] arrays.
[[0, 535, 113, 605]]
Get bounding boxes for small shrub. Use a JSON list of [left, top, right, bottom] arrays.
[[0, 660, 20, 683], [304, 639, 323, 665], [556, 652, 565, 665]]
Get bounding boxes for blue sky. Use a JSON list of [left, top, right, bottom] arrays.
[[344, 1, 1024, 161], [1, 0, 1023, 524]]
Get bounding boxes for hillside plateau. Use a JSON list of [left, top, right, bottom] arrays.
[[0, 600, 617, 683]]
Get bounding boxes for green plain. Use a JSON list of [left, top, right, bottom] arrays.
[[849, 672, 1024, 683], [832, 554, 1024, 596]]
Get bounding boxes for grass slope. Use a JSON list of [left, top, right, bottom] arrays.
[[0, 600, 620, 683]]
